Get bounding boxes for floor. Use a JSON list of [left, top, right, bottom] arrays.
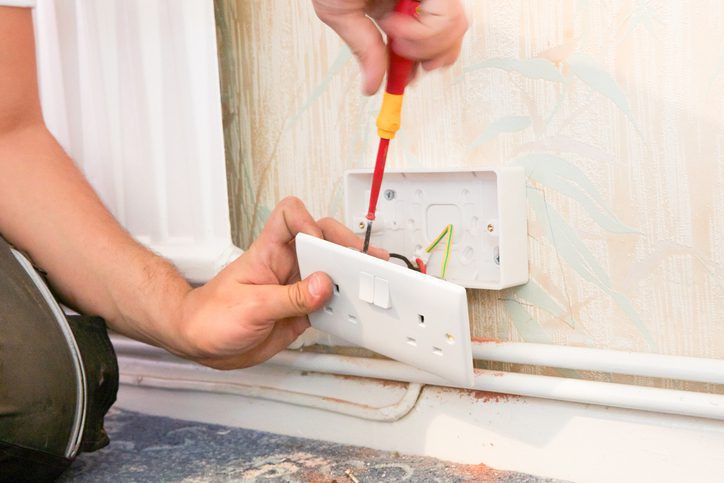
[[60, 408, 559, 482]]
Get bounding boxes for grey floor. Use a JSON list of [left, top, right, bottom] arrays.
[[60, 408, 559, 482]]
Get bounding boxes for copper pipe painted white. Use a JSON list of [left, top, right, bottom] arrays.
[[471, 341, 724, 385], [267, 351, 724, 421], [112, 338, 724, 421], [117, 356, 422, 422], [112, 337, 724, 386]]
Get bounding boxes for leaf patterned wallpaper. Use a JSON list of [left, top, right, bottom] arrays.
[[216, 1, 724, 368]]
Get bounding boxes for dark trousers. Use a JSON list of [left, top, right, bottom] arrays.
[[0, 237, 118, 482]]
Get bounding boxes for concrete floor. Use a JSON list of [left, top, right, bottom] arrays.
[[60, 408, 560, 482]]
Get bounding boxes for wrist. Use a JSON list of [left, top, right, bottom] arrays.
[[105, 248, 194, 357]]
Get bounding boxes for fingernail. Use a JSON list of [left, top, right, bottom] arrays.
[[308, 273, 324, 298]]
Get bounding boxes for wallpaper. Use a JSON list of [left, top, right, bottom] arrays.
[[215, 0, 724, 381]]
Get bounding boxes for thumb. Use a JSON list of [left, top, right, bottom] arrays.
[[256, 272, 333, 322], [326, 14, 387, 95]]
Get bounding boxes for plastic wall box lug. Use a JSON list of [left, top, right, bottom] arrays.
[[345, 167, 528, 290]]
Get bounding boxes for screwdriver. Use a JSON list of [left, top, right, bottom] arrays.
[[362, 0, 420, 254]]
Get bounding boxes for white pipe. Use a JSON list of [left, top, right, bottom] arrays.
[[267, 351, 724, 421], [118, 369, 422, 423], [112, 337, 724, 386], [471, 341, 724, 385], [112, 339, 724, 421]]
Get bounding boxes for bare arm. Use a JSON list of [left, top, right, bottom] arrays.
[[0, 7, 193, 353], [0, 7, 386, 368]]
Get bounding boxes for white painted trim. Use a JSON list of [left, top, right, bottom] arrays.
[[471, 340, 724, 385], [113, 338, 724, 421], [119, 372, 423, 423], [114, 340, 724, 482]]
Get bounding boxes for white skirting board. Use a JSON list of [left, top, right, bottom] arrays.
[[114, 342, 724, 483]]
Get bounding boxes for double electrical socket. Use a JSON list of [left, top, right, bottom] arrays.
[[295, 167, 527, 384], [296, 233, 474, 387]]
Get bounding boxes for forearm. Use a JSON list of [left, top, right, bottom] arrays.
[[0, 122, 193, 355]]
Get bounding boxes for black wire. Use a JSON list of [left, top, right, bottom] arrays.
[[389, 253, 420, 271], [362, 222, 373, 253]]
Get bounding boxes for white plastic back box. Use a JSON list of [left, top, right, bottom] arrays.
[[345, 167, 528, 290]]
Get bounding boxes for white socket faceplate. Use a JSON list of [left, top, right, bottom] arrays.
[[345, 167, 528, 290], [296, 233, 474, 387]]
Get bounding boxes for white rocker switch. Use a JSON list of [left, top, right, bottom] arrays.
[[373, 277, 391, 309], [359, 272, 375, 303]]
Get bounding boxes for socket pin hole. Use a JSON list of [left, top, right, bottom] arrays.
[[418, 314, 425, 326], [324, 306, 334, 314], [407, 337, 417, 347], [347, 314, 357, 324], [445, 333, 455, 344], [432, 346, 443, 356], [333, 283, 340, 295]]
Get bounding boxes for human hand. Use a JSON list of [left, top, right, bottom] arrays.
[[312, 0, 468, 95], [176, 197, 387, 370]]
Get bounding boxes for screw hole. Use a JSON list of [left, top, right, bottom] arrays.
[[445, 333, 455, 344], [407, 337, 417, 347], [432, 346, 443, 356]]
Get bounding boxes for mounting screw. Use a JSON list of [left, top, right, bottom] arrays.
[[358, 221, 366, 230], [487, 223, 495, 233], [384, 189, 396, 201]]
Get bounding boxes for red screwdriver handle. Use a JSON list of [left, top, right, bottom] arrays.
[[385, 0, 419, 95], [365, 0, 420, 223], [375, 0, 419, 140]]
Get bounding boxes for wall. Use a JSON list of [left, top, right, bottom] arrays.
[[215, 0, 724, 386]]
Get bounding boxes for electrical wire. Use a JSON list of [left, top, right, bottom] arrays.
[[424, 224, 454, 279], [389, 253, 418, 270]]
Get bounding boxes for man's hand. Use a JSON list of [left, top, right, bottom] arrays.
[[1, 7, 387, 372], [312, 0, 468, 95], [177, 197, 388, 369]]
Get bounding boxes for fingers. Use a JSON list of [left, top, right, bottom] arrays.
[[252, 271, 333, 323], [241, 316, 311, 366], [315, 7, 387, 95], [199, 316, 310, 370], [317, 217, 390, 260], [255, 196, 324, 248], [378, 0, 468, 68], [421, 37, 463, 71]]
